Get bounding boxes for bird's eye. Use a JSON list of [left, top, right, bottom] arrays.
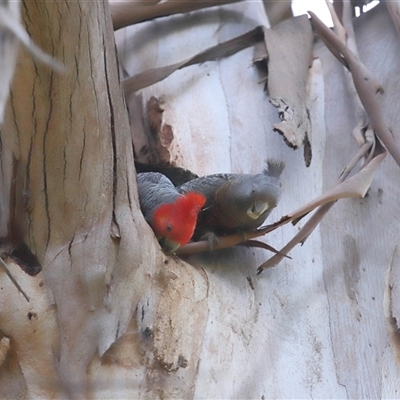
[[166, 224, 172, 232]]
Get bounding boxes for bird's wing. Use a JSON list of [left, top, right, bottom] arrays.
[[177, 174, 235, 207]]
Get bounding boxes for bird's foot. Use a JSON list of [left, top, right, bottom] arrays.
[[199, 232, 220, 251]]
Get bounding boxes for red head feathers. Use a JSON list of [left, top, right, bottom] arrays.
[[152, 192, 206, 247]]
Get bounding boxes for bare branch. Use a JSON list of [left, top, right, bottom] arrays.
[[110, 0, 243, 30], [310, 11, 400, 168], [123, 27, 264, 93]]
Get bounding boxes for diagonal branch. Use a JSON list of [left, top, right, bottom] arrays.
[[123, 27, 264, 93], [309, 10, 400, 168], [111, 0, 244, 30], [257, 145, 386, 273], [0, 257, 30, 302]]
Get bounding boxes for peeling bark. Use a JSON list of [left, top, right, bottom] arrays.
[[264, 16, 313, 156]]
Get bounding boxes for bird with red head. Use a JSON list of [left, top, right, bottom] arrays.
[[137, 172, 206, 253]]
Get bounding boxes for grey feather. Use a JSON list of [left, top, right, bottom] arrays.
[[264, 159, 285, 179], [137, 172, 180, 223]]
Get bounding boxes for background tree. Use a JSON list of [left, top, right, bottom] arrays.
[[1, 0, 400, 398]]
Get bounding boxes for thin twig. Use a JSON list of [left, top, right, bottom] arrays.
[[0, 256, 30, 302]]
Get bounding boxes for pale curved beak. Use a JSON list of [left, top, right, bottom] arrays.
[[159, 237, 180, 254], [247, 201, 270, 220]]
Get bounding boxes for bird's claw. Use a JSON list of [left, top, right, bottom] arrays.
[[199, 232, 220, 251]]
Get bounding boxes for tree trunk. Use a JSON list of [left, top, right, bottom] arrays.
[[1, 0, 400, 398], [117, 2, 400, 398], [1, 0, 156, 397]]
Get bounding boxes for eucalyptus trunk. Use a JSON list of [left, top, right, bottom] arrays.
[[0, 1, 400, 399]]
